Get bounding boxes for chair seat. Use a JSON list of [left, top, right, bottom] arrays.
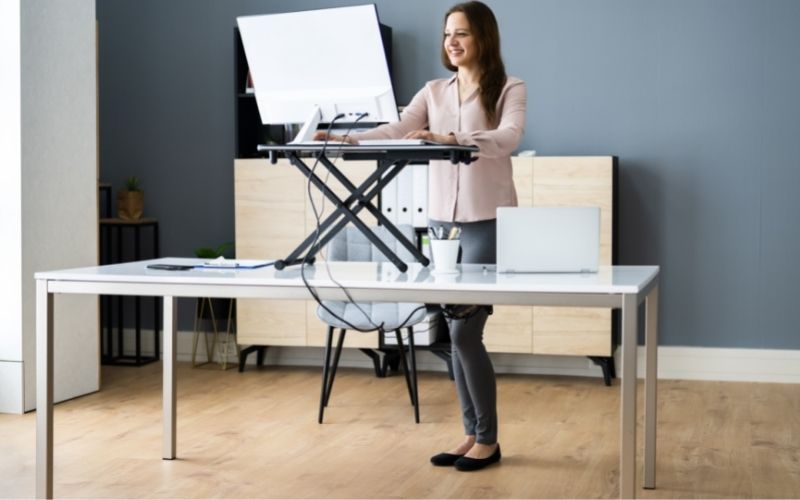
[[317, 301, 426, 332]]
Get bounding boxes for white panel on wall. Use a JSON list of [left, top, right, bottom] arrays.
[[20, 0, 98, 411], [0, 0, 23, 363], [0, 361, 23, 413]]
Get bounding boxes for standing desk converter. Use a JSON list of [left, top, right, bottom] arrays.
[[256, 143, 479, 272], [35, 259, 660, 499]]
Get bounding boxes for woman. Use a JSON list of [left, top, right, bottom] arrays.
[[317, 1, 525, 471]]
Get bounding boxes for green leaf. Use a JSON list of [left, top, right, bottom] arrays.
[[125, 176, 141, 192], [194, 242, 234, 259], [194, 247, 218, 258]]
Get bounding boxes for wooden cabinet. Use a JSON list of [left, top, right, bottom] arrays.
[[235, 156, 617, 358], [235, 159, 307, 346], [483, 156, 617, 357]]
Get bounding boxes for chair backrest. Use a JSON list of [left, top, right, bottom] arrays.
[[325, 225, 417, 263]]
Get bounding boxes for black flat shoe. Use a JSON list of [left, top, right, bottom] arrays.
[[454, 444, 501, 471], [430, 452, 464, 466]]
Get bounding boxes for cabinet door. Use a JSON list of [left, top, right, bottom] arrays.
[[531, 157, 613, 356], [235, 159, 307, 346], [512, 156, 534, 206], [484, 156, 534, 353], [484, 306, 533, 353]]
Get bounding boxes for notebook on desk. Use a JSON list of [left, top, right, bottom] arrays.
[[496, 206, 600, 273]]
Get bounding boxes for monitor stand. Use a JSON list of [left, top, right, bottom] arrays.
[[290, 106, 322, 144]]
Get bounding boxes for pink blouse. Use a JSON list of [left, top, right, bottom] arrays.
[[352, 74, 527, 222]]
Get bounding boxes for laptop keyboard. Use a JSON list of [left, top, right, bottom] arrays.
[[291, 139, 434, 146]]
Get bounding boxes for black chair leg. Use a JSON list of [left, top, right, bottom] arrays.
[[325, 329, 347, 406], [318, 326, 335, 423], [406, 326, 420, 423], [394, 330, 416, 411]]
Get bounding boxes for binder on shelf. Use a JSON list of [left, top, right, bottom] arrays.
[[396, 166, 413, 226], [412, 163, 428, 228], [381, 172, 398, 225]]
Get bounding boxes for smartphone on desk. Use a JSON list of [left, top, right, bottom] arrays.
[[146, 264, 195, 271]]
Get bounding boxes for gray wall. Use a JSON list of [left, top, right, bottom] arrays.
[[97, 0, 800, 349]]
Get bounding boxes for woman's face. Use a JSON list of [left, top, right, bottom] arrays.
[[444, 12, 477, 70]]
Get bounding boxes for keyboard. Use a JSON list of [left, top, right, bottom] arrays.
[[291, 139, 435, 146], [358, 139, 435, 146]]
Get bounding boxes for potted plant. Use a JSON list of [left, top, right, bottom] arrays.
[[194, 242, 233, 261], [117, 176, 144, 220], [194, 242, 235, 320]]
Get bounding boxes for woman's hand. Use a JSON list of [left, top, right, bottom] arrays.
[[403, 130, 458, 145], [312, 131, 358, 144]]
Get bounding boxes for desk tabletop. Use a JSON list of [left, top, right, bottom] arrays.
[[37, 258, 659, 295], [257, 143, 479, 153]]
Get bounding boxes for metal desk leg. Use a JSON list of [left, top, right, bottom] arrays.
[[134, 227, 142, 363], [644, 283, 659, 489], [36, 279, 54, 499], [163, 296, 177, 459], [154, 223, 161, 361], [620, 294, 638, 499]]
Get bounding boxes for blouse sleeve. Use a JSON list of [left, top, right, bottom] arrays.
[[452, 80, 527, 158], [350, 85, 430, 141]]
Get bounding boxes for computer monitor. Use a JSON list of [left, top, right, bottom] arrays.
[[236, 5, 400, 143]]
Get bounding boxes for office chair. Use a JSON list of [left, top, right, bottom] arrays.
[[316, 225, 426, 424]]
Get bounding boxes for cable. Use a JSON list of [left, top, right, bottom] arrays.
[[299, 113, 427, 334], [301, 113, 384, 332]]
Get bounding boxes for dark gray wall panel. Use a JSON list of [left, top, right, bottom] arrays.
[[97, 0, 800, 347]]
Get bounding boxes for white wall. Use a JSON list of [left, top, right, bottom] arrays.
[[0, 0, 24, 413]]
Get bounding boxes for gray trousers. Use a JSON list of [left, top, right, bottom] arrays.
[[430, 218, 497, 444]]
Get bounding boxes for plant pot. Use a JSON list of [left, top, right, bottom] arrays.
[[117, 190, 143, 220]]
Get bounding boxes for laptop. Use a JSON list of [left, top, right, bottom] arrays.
[[496, 206, 600, 273]]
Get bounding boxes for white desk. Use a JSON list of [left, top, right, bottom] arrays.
[[35, 259, 659, 499]]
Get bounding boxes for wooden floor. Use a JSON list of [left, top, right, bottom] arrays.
[[1, 362, 799, 498]]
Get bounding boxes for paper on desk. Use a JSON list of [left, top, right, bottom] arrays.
[[198, 258, 274, 269]]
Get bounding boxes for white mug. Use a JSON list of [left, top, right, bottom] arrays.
[[430, 239, 460, 273]]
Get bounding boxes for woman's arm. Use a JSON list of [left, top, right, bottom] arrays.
[[315, 86, 430, 143], [451, 80, 526, 157]]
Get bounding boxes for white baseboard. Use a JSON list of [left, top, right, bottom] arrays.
[[0, 361, 24, 413], [637, 346, 800, 383], [116, 329, 800, 384]]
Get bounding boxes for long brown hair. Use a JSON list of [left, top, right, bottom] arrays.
[[441, 1, 507, 125]]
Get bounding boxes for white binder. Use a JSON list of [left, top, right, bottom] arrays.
[[412, 163, 428, 227], [396, 165, 413, 226]]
